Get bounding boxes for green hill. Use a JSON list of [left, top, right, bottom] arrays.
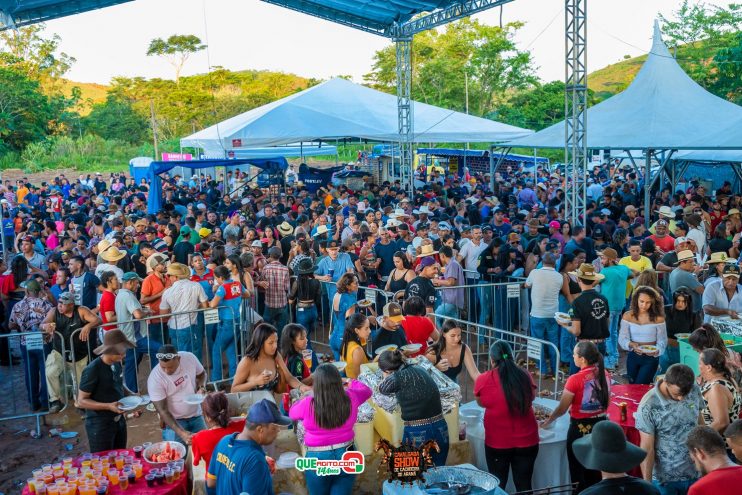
[[59, 78, 110, 114]]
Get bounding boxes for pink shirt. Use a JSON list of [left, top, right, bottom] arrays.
[[289, 380, 372, 447]]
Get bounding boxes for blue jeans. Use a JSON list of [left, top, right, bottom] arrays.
[[606, 311, 622, 369], [435, 302, 459, 329], [20, 344, 48, 410], [148, 321, 167, 346], [627, 352, 660, 385], [653, 479, 696, 495], [163, 415, 206, 446], [477, 281, 494, 341], [660, 344, 680, 373], [304, 445, 357, 495], [570, 342, 607, 375], [171, 325, 204, 362], [402, 418, 449, 468], [295, 305, 318, 350], [124, 336, 162, 393], [263, 306, 288, 338], [211, 320, 237, 382], [529, 317, 559, 375], [330, 330, 343, 361], [197, 312, 217, 357]]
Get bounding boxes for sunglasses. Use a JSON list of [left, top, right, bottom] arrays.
[[156, 353, 178, 361]]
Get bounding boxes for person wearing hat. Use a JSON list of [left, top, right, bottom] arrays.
[[702, 252, 731, 288], [701, 263, 742, 322], [206, 399, 291, 495], [94, 244, 126, 283], [650, 219, 676, 254], [41, 291, 102, 411], [557, 264, 610, 374], [173, 225, 196, 265], [140, 252, 173, 344], [669, 250, 705, 313], [160, 263, 209, 362], [77, 329, 135, 453], [8, 279, 54, 412], [572, 420, 656, 495], [372, 302, 409, 353]]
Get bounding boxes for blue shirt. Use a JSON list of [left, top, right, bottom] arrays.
[[207, 434, 273, 495], [215, 279, 244, 321], [600, 265, 631, 312]]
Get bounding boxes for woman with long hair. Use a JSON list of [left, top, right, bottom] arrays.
[[163, 223, 178, 252], [542, 341, 610, 493], [698, 348, 742, 434], [378, 349, 449, 467], [289, 364, 372, 495], [289, 257, 322, 346], [385, 251, 415, 294], [474, 340, 538, 492], [689, 324, 742, 382], [208, 243, 227, 271], [330, 273, 359, 360], [340, 313, 372, 379], [191, 392, 245, 477], [662, 288, 702, 372], [619, 286, 667, 384], [425, 319, 479, 383], [231, 323, 310, 404]]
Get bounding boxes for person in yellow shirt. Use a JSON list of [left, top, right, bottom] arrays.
[[618, 239, 653, 297], [340, 313, 372, 379], [16, 181, 29, 205]]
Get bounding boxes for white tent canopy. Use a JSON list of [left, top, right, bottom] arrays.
[[505, 21, 742, 150], [180, 78, 532, 155]]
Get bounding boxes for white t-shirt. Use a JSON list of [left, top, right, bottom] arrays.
[[147, 352, 204, 419], [526, 266, 564, 318]]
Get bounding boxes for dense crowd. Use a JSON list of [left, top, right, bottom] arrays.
[[2, 163, 742, 495]]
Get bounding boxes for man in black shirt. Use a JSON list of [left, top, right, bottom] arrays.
[[573, 420, 658, 495], [77, 330, 134, 453], [558, 263, 610, 374], [173, 226, 195, 264], [372, 302, 408, 353], [405, 256, 438, 313]]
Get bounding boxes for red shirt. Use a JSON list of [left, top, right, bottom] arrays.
[[649, 234, 675, 253], [474, 369, 538, 449], [191, 419, 245, 476], [688, 466, 742, 495], [100, 290, 116, 331], [564, 365, 611, 419], [400, 316, 435, 356]]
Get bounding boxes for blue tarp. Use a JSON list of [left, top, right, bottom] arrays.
[[298, 164, 345, 193], [146, 158, 288, 214], [416, 148, 489, 158]]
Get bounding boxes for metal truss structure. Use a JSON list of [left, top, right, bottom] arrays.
[[0, 0, 132, 29], [395, 37, 414, 199], [564, 0, 588, 225]]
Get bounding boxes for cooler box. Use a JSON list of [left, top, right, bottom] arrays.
[[354, 420, 375, 455], [679, 332, 742, 375], [373, 403, 459, 447]]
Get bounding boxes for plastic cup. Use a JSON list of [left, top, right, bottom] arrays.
[[133, 463, 143, 479], [132, 446, 143, 458], [118, 475, 128, 490], [155, 471, 164, 485], [163, 468, 173, 484], [142, 442, 152, 450], [35, 482, 47, 495], [46, 486, 59, 495], [124, 455, 133, 465], [302, 349, 313, 369], [107, 469, 118, 485], [27, 478, 37, 493], [114, 456, 124, 470], [173, 464, 182, 480], [145, 474, 156, 487], [127, 472, 135, 485]]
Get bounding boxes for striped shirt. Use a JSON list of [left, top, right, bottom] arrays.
[[261, 261, 290, 308]]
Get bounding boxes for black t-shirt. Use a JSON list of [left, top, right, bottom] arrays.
[[378, 364, 442, 421], [405, 276, 437, 309], [372, 327, 408, 353], [79, 357, 125, 419], [579, 476, 659, 495], [173, 241, 194, 264], [572, 289, 610, 340]]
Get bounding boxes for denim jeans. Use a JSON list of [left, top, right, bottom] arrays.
[[295, 305, 318, 350], [304, 445, 357, 495], [20, 344, 48, 410], [477, 281, 494, 341], [435, 302, 459, 329], [211, 319, 237, 382], [263, 306, 288, 338], [653, 479, 696, 495], [163, 415, 206, 446], [529, 317, 559, 375], [606, 311, 622, 369], [330, 330, 343, 361], [402, 418, 449, 468], [627, 352, 660, 385], [147, 321, 167, 347], [170, 325, 203, 362], [196, 312, 217, 357], [124, 336, 162, 393], [660, 344, 680, 373], [570, 342, 607, 375]]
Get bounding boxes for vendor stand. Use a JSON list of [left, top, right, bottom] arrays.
[[607, 383, 652, 478]]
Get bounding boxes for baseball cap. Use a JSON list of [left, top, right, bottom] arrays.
[[251, 240, 263, 248], [198, 227, 212, 238], [674, 236, 688, 246], [247, 399, 291, 426], [438, 222, 452, 231], [383, 302, 405, 323], [122, 272, 142, 282], [58, 292, 75, 304], [548, 220, 561, 229], [723, 264, 741, 278], [419, 256, 437, 269], [326, 240, 340, 249], [147, 253, 169, 270], [180, 225, 191, 235]]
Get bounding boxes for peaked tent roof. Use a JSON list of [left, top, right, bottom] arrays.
[[505, 22, 742, 150], [0, 0, 132, 29], [180, 78, 533, 155]]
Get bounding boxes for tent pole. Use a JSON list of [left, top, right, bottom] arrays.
[[489, 146, 495, 192], [644, 149, 652, 227]]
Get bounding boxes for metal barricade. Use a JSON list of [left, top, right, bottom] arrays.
[[0, 330, 69, 434], [431, 314, 561, 401]]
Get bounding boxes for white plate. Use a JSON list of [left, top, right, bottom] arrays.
[[357, 299, 374, 308], [183, 394, 206, 405], [674, 333, 691, 340], [375, 344, 398, 355], [139, 394, 151, 405], [401, 343, 422, 353], [554, 312, 570, 320], [638, 345, 658, 354], [330, 361, 347, 372], [118, 396, 142, 411]]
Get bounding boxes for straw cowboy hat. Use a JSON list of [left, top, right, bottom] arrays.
[[413, 205, 432, 215], [416, 244, 439, 258], [166, 262, 191, 279], [313, 225, 331, 237], [392, 208, 409, 219], [96, 239, 112, 253], [570, 263, 605, 282], [94, 329, 135, 356], [572, 420, 647, 473], [724, 208, 741, 219], [385, 218, 401, 228], [100, 246, 126, 262], [655, 206, 674, 218], [675, 250, 696, 264], [277, 221, 294, 236], [705, 252, 730, 265]]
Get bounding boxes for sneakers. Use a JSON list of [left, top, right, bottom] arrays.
[[48, 400, 62, 414]]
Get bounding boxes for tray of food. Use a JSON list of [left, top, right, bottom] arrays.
[[533, 403, 554, 428]]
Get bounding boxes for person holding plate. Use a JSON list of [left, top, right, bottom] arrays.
[[619, 286, 667, 384]]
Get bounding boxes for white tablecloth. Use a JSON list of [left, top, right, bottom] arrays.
[[460, 399, 571, 493]]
